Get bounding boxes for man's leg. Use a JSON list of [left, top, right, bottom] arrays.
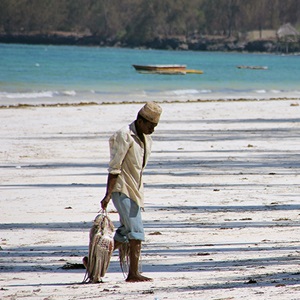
[[112, 193, 152, 281], [126, 239, 152, 282]]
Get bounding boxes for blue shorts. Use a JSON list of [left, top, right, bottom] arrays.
[[112, 192, 145, 242]]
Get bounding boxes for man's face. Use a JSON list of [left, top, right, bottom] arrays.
[[139, 119, 158, 135]]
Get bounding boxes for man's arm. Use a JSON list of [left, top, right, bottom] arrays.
[[100, 173, 118, 210]]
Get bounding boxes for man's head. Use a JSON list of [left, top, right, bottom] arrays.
[[136, 102, 162, 135]]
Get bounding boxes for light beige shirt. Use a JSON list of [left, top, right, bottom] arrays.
[[108, 121, 152, 207]]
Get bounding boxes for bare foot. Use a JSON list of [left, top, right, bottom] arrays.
[[126, 273, 153, 282]]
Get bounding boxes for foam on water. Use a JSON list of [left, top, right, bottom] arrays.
[[167, 89, 200, 95], [0, 91, 55, 99]]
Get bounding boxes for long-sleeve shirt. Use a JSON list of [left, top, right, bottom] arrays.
[[108, 121, 152, 207]]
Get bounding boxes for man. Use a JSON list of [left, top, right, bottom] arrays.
[[101, 101, 162, 282]]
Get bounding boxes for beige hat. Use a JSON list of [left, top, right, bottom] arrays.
[[138, 102, 162, 123]]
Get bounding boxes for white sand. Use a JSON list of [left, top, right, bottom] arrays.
[[1, 99, 300, 300]]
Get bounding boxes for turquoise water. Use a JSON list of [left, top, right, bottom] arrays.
[[0, 43, 299, 105]]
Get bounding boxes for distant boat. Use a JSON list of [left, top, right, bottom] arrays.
[[132, 64, 203, 75], [237, 65, 268, 70]]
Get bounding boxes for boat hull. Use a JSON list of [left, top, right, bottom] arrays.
[[132, 64, 203, 75]]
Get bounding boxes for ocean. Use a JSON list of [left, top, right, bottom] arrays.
[[0, 43, 299, 106]]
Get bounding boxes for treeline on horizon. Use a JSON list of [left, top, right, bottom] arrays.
[[0, 0, 300, 45]]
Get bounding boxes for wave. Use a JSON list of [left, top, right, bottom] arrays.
[[163, 88, 300, 98], [0, 90, 77, 100], [0, 88, 299, 106], [166, 89, 212, 96], [61, 90, 77, 96], [0, 91, 55, 99]]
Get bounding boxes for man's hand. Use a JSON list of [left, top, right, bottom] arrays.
[[101, 195, 110, 211], [100, 173, 118, 211]]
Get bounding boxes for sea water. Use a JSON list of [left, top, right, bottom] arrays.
[[0, 43, 299, 105]]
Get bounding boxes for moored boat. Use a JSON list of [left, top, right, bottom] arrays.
[[132, 64, 203, 75], [133, 64, 187, 74], [185, 69, 204, 74], [237, 65, 268, 70]]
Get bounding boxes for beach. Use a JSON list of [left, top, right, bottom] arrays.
[[0, 99, 299, 300]]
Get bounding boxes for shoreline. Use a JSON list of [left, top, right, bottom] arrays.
[[1, 34, 300, 54], [1, 97, 300, 109]]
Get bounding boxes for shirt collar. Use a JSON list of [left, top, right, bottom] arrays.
[[129, 121, 138, 136]]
